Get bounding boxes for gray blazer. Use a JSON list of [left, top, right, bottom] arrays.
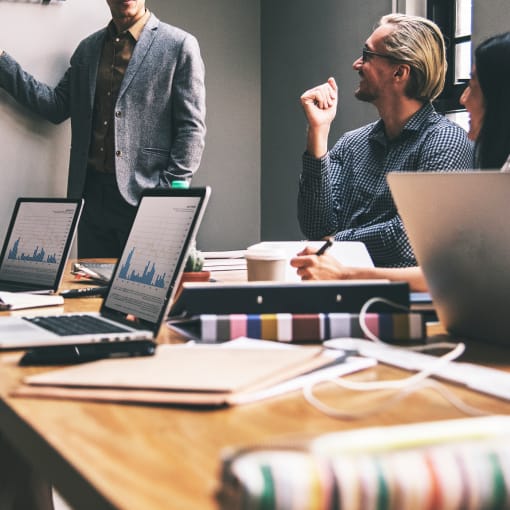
[[0, 13, 206, 205]]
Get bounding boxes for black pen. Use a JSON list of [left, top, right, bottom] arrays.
[[60, 286, 109, 298], [315, 236, 334, 256]]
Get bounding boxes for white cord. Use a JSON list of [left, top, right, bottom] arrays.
[[303, 378, 489, 420], [358, 296, 409, 342], [332, 342, 465, 391], [303, 296, 491, 418]]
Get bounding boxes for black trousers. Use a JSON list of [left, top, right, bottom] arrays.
[[78, 172, 137, 259]]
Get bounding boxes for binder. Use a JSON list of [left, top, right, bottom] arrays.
[[168, 312, 426, 343], [169, 280, 410, 316]]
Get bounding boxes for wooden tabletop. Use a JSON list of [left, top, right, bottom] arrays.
[[0, 263, 509, 510]]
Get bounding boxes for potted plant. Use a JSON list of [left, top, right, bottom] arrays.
[[184, 243, 206, 273], [177, 243, 211, 297]]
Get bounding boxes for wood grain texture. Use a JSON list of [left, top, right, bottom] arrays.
[[0, 261, 509, 510]]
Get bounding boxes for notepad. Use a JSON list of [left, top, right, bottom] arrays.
[[14, 340, 376, 407], [248, 241, 374, 282], [0, 291, 63, 311]]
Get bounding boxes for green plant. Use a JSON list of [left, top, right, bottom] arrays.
[[184, 243, 204, 272]]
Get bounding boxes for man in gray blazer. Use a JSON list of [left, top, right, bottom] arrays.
[[0, 0, 206, 257]]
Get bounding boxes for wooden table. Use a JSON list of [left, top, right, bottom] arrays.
[[0, 265, 509, 509]]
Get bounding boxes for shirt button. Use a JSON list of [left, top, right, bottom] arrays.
[[116, 150, 122, 157], [115, 38, 120, 43], [100, 148, 104, 152], [103, 121, 108, 126]]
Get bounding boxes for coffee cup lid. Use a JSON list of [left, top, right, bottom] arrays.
[[245, 246, 286, 260]]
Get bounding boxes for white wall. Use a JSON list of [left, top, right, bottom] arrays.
[[0, 1, 109, 243]]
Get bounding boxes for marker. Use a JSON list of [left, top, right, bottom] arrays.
[[315, 236, 334, 256], [171, 180, 190, 189]]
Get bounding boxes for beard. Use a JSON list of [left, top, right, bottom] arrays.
[[354, 72, 377, 103], [354, 88, 376, 102]]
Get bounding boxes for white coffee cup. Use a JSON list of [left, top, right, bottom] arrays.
[[245, 247, 287, 281]]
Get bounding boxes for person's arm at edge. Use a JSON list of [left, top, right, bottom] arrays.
[[347, 266, 428, 292]]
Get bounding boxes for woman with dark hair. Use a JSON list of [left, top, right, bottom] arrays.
[[291, 32, 510, 291], [462, 31, 510, 169]]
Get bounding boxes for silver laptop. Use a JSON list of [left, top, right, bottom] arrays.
[[388, 170, 510, 343], [0, 198, 83, 294], [0, 187, 210, 349]]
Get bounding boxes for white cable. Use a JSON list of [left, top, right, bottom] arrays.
[[358, 296, 409, 342], [303, 378, 489, 420], [302, 296, 491, 418]]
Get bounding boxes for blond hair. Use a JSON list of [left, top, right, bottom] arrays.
[[378, 13, 447, 101]]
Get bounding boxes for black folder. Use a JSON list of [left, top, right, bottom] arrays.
[[169, 281, 410, 317]]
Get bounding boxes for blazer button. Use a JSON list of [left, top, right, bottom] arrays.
[[115, 111, 122, 117], [116, 150, 122, 157]]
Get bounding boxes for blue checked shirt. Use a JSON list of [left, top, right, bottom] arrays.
[[298, 103, 474, 267]]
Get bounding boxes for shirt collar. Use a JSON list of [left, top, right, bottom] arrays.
[[108, 9, 151, 41], [370, 102, 435, 144]]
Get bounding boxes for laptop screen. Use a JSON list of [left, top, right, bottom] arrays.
[[101, 187, 210, 328], [0, 198, 83, 290]]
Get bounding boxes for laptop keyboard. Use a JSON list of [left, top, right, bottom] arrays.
[[23, 315, 131, 336]]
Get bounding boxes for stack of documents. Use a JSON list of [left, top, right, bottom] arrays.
[[202, 250, 246, 272]]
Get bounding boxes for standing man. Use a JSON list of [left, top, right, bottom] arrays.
[[0, 0, 206, 257], [297, 13, 473, 268]]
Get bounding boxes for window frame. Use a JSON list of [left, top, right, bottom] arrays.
[[427, 0, 472, 114]]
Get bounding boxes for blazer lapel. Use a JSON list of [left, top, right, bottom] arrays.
[[87, 31, 106, 112], [117, 14, 159, 101]]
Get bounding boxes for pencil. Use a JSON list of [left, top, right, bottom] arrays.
[[315, 236, 333, 256]]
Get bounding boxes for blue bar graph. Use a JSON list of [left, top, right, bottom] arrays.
[[118, 248, 166, 288], [8, 238, 58, 264]]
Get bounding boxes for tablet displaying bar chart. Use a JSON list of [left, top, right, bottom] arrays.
[[104, 194, 205, 323], [0, 201, 80, 286]]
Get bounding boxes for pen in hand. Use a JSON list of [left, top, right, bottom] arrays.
[[315, 236, 334, 256]]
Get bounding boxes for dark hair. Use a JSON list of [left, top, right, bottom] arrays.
[[475, 32, 510, 168]]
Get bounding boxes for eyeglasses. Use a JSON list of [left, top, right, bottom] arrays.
[[361, 47, 400, 63]]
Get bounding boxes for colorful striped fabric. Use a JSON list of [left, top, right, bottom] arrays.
[[198, 313, 425, 343], [218, 439, 510, 510]]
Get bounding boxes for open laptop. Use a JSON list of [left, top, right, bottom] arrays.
[[0, 187, 210, 349], [0, 198, 83, 294], [388, 170, 510, 344]]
